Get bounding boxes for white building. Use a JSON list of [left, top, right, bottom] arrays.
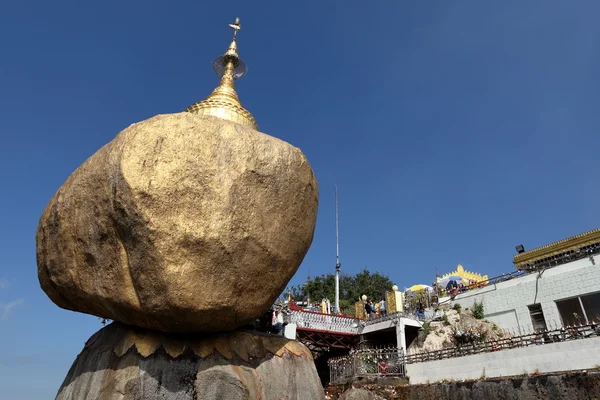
[[445, 228, 600, 334]]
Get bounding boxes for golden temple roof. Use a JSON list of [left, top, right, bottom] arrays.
[[186, 18, 258, 130], [513, 228, 600, 267], [437, 264, 488, 284]]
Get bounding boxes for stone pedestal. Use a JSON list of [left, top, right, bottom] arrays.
[[56, 322, 324, 400]]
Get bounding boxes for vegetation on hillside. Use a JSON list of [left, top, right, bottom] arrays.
[[472, 300, 485, 319], [407, 305, 508, 354], [283, 269, 394, 314]]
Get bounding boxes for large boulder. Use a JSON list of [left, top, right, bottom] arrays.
[[36, 113, 318, 332], [56, 322, 325, 400]]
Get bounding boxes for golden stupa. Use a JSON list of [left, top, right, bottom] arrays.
[[185, 18, 258, 130]]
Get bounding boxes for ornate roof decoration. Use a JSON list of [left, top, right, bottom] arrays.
[[437, 264, 488, 284], [513, 228, 600, 268]]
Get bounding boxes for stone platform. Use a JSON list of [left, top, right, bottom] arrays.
[[56, 322, 324, 400]]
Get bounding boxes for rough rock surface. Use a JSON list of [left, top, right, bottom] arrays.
[[407, 307, 510, 355], [339, 387, 386, 400], [36, 113, 318, 332], [56, 322, 325, 400], [327, 372, 600, 399]]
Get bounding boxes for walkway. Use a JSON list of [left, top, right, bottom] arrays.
[[286, 308, 425, 350]]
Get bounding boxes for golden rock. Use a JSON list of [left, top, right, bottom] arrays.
[[36, 113, 318, 332]]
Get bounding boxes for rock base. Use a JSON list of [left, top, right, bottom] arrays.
[[56, 322, 324, 400]]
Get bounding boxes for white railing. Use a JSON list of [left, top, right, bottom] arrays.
[[287, 308, 442, 336], [287, 311, 361, 334], [419, 309, 443, 321], [363, 311, 407, 326]]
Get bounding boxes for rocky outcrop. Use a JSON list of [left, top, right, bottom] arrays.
[[328, 372, 600, 400], [339, 388, 386, 400], [56, 322, 324, 400], [36, 113, 318, 333]]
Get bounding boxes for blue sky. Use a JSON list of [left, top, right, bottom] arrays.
[[2, 0, 600, 397]]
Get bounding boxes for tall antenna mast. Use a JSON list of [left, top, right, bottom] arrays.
[[335, 185, 341, 314]]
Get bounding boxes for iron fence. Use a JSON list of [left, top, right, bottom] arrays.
[[405, 322, 600, 364], [328, 347, 405, 385]]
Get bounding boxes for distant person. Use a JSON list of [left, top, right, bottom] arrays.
[[271, 310, 286, 335], [449, 285, 457, 298], [379, 299, 387, 316], [378, 359, 387, 375], [259, 309, 274, 332], [364, 300, 372, 319], [369, 300, 376, 319]]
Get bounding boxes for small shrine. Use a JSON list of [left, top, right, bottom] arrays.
[[437, 264, 488, 285]]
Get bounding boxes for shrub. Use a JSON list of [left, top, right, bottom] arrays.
[[442, 312, 451, 326], [422, 322, 431, 336], [473, 300, 484, 319], [449, 324, 488, 345], [452, 303, 462, 313]]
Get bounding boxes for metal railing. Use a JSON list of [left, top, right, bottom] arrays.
[[405, 323, 600, 364], [328, 347, 406, 385], [363, 309, 442, 325], [435, 270, 528, 301], [363, 311, 407, 326], [287, 310, 361, 334]]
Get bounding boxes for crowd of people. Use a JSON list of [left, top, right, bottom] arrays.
[[364, 298, 387, 319], [252, 305, 288, 335], [440, 281, 487, 298]]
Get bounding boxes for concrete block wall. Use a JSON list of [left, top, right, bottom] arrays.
[[406, 336, 600, 384], [448, 256, 600, 334]]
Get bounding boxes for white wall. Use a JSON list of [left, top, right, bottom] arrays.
[[406, 337, 600, 384], [449, 256, 600, 334]]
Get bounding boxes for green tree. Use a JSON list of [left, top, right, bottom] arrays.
[[283, 269, 394, 315]]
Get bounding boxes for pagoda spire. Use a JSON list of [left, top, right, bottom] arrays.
[[186, 17, 258, 130]]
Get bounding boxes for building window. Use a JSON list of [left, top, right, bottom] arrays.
[[581, 292, 600, 323], [528, 304, 547, 331], [556, 292, 600, 326], [556, 298, 583, 326]]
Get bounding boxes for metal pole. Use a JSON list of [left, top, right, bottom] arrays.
[[578, 296, 588, 324], [335, 185, 341, 314]]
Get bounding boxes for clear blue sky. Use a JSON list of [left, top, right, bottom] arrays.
[[2, 0, 600, 397]]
